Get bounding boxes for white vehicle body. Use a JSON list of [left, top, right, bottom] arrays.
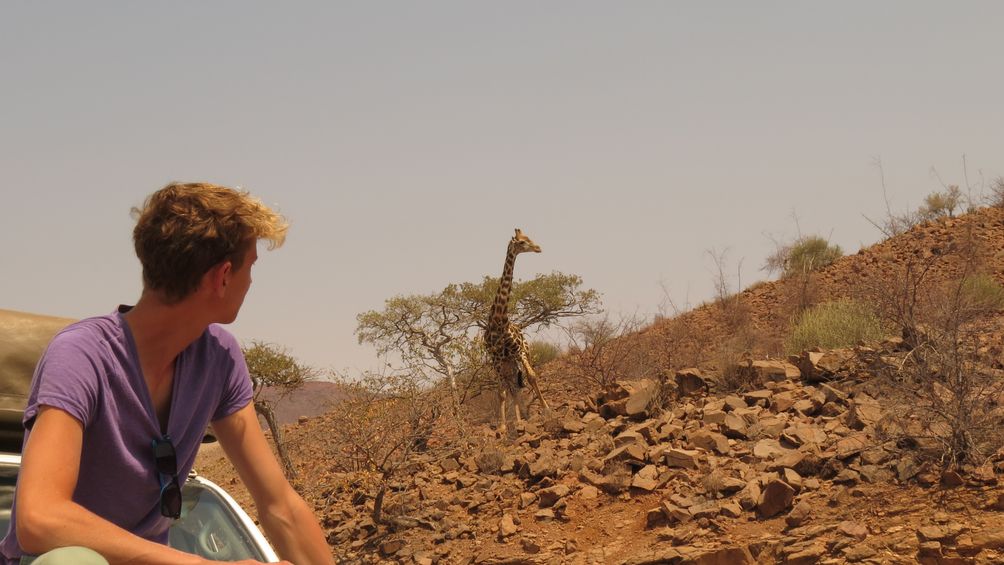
[[0, 453, 279, 562]]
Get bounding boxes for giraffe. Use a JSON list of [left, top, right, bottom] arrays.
[[484, 228, 550, 435]]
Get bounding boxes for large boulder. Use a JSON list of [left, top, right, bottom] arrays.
[[665, 448, 701, 469], [796, 349, 855, 382], [599, 379, 661, 420], [847, 393, 883, 430], [757, 479, 795, 518], [751, 359, 801, 382], [675, 368, 709, 397], [688, 430, 731, 454]]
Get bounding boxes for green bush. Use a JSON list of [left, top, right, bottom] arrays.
[[764, 235, 843, 279], [784, 237, 843, 277], [958, 273, 1004, 312], [528, 340, 561, 365], [785, 299, 889, 355]]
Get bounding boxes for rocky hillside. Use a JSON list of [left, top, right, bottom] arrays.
[[196, 206, 1004, 564], [644, 206, 1004, 368]]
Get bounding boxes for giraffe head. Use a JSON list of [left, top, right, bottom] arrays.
[[510, 228, 542, 254]]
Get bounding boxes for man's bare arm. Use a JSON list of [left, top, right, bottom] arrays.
[[212, 404, 334, 565], [18, 407, 280, 565]]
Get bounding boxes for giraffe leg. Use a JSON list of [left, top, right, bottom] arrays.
[[513, 390, 523, 424], [497, 387, 508, 436], [520, 354, 551, 414]]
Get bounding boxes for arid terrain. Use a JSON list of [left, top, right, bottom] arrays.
[[197, 206, 1004, 564]]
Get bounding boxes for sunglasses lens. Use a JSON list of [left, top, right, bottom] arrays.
[[161, 479, 182, 519], [153, 439, 177, 476]]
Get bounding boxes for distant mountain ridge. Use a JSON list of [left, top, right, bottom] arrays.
[[258, 380, 348, 425]]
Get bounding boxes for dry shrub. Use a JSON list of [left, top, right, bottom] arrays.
[[541, 410, 566, 434], [656, 316, 713, 369], [989, 176, 1004, 208], [744, 420, 765, 441], [706, 247, 751, 332], [713, 331, 762, 393], [877, 332, 1004, 467], [781, 271, 822, 317], [861, 226, 996, 347], [864, 157, 925, 239], [714, 345, 759, 393], [592, 434, 616, 458], [461, 388, 499, 426], [718, 359, 761, 394], [452, 353, 513, 424], [716, 292, 751, 333], [702, 468, 727, 498], [326, 371, 461, 525], [868, 241, 1004, 467], [647, 373, 678, 417], [598, 460, 632, 494], [463, 383, 534, 434], [564, 313, 662, 393], [860, 252, 941, 349]]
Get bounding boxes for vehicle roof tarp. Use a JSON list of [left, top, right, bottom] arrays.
[[0, 309, 75, 451]]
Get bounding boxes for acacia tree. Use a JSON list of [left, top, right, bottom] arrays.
[[919, 185, 963, 220], [242, 341, 318, 480], [355, 286, 473, 392], [356, 271, 601, 399], [456, 271, 603, 331]]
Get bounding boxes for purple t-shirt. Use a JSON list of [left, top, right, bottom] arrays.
[[0, 307, 253, 562]]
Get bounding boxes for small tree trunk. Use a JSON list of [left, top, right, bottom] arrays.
[[372, 483, 387, 525], [254, 400, 298, 480], [445, 364, 456, 392]]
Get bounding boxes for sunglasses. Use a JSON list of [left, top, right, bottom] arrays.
[[152, 436, 182, 519]]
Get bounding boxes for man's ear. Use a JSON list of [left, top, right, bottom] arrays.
[[205, 260, 233, 297]]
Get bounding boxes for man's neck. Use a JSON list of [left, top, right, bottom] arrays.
[[123, 291, 211, 378]]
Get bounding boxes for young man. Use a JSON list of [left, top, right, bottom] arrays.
[[0, 183, 334, 564]]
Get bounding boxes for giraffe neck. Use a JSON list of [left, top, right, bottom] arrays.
[[489, 241, 518, 331]]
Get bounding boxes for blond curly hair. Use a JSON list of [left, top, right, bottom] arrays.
[[132, 182, 288, 303]]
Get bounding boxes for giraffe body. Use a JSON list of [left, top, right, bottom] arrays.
[[484, 229, 550, 435]]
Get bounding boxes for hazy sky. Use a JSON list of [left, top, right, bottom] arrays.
[[2, 2, 1001, 375]]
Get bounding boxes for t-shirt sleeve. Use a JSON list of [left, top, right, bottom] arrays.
[[23, 329, 101, 430], [212, 330, 254, 422]]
